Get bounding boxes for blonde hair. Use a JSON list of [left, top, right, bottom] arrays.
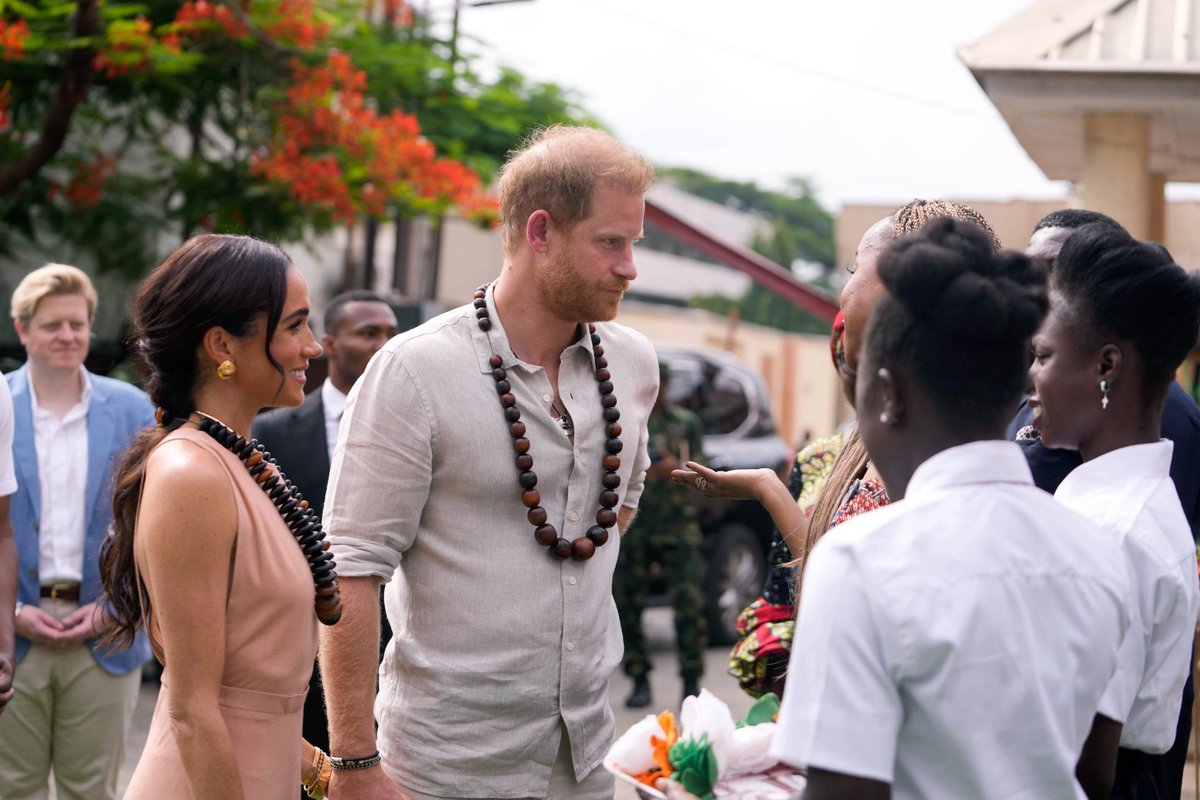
[[11, 263, 98, 323], [496, 125, 655, 251]]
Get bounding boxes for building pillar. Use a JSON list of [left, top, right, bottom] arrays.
[[1148, 172, 1167, 243], [1080, 112, 1162, 240]]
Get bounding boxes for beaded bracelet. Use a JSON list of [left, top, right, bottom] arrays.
[[329, 751, 382, 771]]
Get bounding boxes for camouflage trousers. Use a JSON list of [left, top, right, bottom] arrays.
[[613, 524, 707, 681]]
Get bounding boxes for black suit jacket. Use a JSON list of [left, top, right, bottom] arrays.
[[252, 388, 331, 520]]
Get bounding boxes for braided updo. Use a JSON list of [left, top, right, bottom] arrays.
[[893, 199, 1002, 252], [862, 217, 1048, 425], [101, 234, 292, 647]]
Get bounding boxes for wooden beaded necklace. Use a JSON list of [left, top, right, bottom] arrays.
[[191, 411, 343, 625], [473, 285, 621, 561]]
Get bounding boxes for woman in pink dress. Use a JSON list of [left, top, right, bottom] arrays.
[[99, 234, 340, 799]]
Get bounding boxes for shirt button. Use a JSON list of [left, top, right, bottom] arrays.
[[566, 641, 576, 652], [568, 512, 578, 522], [543, 393, 552, 403], [568, 576, 577, 586]]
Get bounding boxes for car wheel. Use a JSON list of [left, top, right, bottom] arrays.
[[705, 523, 766, 646]]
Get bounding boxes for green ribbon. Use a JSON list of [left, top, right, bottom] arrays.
[[669, 734, 718, 799]]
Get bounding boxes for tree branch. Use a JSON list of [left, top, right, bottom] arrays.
[[0, 0, 101, 195]]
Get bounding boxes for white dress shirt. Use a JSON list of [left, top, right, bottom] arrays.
[[0, 378, 18, 497], [325, 284, 659, 797], [320, 378, 347, 464], [1055, 440, 1199, 753], [772, 440, 1131, 800], [30, 368, 91, 584]]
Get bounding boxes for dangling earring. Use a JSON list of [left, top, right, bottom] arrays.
[[217, 360, 237, 381], [1100, 378, 1110, 410]]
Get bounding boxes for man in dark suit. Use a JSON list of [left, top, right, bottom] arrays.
[[253, 289, 398, 762]]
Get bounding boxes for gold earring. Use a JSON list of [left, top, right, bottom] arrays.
[[216, 360, 237, 381]]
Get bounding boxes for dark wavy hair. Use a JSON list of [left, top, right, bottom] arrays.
[[863, 217, 1049, 427], [100, 234, 291, 647], [1053, 223, 1200, 394]]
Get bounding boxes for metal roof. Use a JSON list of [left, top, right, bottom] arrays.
[[959, 0, 1200, 181]]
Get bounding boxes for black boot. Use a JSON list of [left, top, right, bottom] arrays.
[[625, 676, 652, 709], [682, 677, 701, 703]]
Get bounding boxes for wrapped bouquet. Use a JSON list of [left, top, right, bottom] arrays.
[[604, 690, 806, 800]]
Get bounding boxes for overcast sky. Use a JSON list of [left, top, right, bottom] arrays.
[[442, 0, 1197, 211]]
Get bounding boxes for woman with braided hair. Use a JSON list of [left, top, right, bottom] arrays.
[[674, 199, 1002, 699], [766, 217, 1130, 800], [98, 234, 340, 800]]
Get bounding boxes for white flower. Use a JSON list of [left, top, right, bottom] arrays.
[[604, 714, 666, 776], [679, 689, 736, 772], [724, 723, 779, 777]]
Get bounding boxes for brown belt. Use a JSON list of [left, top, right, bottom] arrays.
[[39, 582, 81, 603]]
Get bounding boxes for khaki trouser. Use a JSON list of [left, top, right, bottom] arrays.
[[394, 722, 615, 800], [0, 598, 141, 800]]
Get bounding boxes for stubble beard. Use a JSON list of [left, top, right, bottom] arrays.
[[537, 249, 625, 324]]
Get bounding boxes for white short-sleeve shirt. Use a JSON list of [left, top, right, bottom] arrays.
[[1055, 440, 1199, 753], [771, 440, 1131, 800], [0, 377, 17, 497]]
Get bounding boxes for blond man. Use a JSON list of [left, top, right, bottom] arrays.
[[0, 264, 153, 800], [321, 127, 660, 799]]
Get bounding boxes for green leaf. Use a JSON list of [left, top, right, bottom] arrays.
[[739, 692, 781, 728], [99, 3, 151, 20], [668, 735, 718, 800]]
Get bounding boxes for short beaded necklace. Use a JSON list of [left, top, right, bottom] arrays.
[[473, 285, 621, 561], [184, 410, 343, 625]]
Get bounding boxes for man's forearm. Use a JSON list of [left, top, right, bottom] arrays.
[[319, 575, 384, 756]]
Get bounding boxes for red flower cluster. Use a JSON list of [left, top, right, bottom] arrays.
[[382, 0, 413, 28], [253, 52, 495, 225], [0, 18, 30, 61], [256, 0, 331, 48], [93, 17, 153, 78], [173, 0, 249, 40], [54, 154, 118, 209]]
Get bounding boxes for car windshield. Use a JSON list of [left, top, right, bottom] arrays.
[[666, 356, 751, 437]]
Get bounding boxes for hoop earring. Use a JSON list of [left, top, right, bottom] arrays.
[[1100, 378, 1110, 410], [217, 360, 237, 381]]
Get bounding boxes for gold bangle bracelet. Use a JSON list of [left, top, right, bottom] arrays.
[[302, 749, 331, 800]]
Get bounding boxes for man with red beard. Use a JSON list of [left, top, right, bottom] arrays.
[[320, 126, 659, 800]]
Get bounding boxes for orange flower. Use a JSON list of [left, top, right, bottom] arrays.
[[0, 19, 30, 61], [630, 710, 679, 786]]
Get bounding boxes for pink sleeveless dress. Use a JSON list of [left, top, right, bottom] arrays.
[[124, 427, 319, 799]]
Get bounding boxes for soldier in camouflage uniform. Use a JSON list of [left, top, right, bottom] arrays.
[[615, 360, 707, 708]]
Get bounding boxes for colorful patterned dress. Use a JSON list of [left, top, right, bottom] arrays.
[[728, 432, 890, 697]]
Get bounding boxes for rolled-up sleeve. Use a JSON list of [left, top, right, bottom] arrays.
[[619, 353, 659, 512], [324, 348, 433, 580]]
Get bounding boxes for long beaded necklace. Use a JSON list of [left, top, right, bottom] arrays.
[[473, 285, 621, 561], [190, 410, 343, 625]]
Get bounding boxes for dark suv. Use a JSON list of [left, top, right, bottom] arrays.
[[653, 346, 794, 644]]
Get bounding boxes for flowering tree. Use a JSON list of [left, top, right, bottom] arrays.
[[0, 0, 588, 274]]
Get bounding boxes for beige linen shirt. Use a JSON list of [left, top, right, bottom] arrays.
[[325, 284, 658, 798]]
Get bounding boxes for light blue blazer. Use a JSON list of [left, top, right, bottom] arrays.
[[8, 366, 154, 674]]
